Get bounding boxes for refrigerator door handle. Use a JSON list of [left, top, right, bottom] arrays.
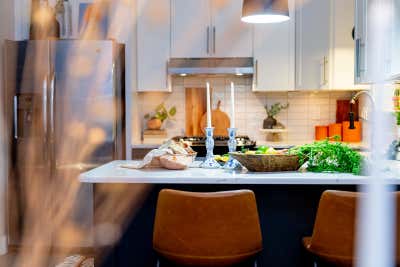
[[13, 96, 18, 139], [43, 75, 48, 136], [43, 75, 48, 160], [50, 72, 55, 136]]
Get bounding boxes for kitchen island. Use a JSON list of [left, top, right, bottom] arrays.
[[80, 160, 400, 267], [80, 160, 400, 184]]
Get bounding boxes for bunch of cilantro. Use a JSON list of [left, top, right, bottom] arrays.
[[289, 140, 364, 175]]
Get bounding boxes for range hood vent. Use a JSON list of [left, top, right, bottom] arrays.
[[168, 57, 254, 76]]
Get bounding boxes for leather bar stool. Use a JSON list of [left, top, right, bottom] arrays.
[[303, 190, 357, 266], [303, 190, 400, 267], [153, 189, 263, 267]]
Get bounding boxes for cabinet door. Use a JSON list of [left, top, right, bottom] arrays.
[[329, 0, 358, 89], [354, 0, 370, 84], [171, 0, 211, 58], [390, 0, 400, 79], [253, 0, 295, 91], [211, 0, 253, 57], [296, 0, 331, 90], [137, 0, 170, 91]]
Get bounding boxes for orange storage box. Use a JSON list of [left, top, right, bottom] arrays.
[[328, 123, 342, 141], [315, 126, 328, 141], [342, 121, 362, 142]]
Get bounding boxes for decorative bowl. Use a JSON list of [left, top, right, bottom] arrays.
[[229, 152, 299, 172]]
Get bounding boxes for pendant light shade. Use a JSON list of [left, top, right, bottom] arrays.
[[241, 0, 290, 23]]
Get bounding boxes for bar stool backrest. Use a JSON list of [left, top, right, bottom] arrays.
[[309, 190, 400, 266], [153, 189, 263, 266], [308, 190, 358, 264]]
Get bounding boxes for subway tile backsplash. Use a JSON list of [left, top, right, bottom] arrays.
[[133, 77, 354, 143]]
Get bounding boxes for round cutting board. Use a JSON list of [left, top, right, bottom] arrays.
[[200, 100, 230, 136]]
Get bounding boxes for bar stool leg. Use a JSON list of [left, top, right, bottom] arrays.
[[313, 261, 318, 267], [156, 259, 160, 267], [254, 259, 258, 267]]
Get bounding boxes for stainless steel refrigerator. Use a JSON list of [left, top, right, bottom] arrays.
[[3, 40, 126, 246]]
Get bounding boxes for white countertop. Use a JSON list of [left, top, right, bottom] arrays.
[[79, 160, 400, 185]]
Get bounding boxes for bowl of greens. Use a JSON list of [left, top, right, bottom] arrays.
[[288, 140, 364, 175], [230, 146, 300, 172]]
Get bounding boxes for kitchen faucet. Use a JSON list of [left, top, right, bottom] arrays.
[[348, 90, 374, 129]]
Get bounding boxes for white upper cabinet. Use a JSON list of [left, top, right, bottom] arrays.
[[171, 0, 252, 58], [354, 0, 394, 84], [295, 0, 331, 90], [137, 0, 171, 91], [171, 0, 211, 58], [390, 0, 400, 80], [252, 0, 295, 91], [354, 0, 370, 84], [211, 0, 253, 57], [329, 0, 360, 89], [297, 0, 363, 90]]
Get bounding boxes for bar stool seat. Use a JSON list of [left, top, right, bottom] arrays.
[[153, 189, 263, 267]]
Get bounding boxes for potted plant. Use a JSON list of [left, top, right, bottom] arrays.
[[144, 103, 177, 130], [263, 102, 289, 129]]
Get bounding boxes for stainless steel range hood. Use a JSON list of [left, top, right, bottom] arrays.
[[167, 57, 254, 76]]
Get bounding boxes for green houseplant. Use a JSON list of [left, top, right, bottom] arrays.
[[144, 103, 177, 130], [263, 102, 289, 129]]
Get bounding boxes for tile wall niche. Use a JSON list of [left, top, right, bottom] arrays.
[[133, 77, 356, 144]]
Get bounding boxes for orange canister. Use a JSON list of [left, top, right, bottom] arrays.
[[328, 123, 342, 141], [315, 125, 328, 141], [342, 121, 362, 142]]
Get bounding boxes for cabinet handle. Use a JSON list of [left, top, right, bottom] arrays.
[[320, 56, 328, 87], [13, 96, 18, 139], [166, 61, 169, 89], [213, 26, 216, 54], [324, 56, 328, 85], [206, 26, 210, 54], [355, 38, 361, 79], [254, 60, 258, 88]]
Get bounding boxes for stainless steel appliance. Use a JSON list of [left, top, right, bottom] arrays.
[[167, 57, 254, 76], [172, 135, 256, 157], [3, 40, 126, 245]]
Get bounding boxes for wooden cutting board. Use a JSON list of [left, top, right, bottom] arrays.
[[185, 88, 207, 136], [200, 100, 230, 136], [336, 100, 359, 123]]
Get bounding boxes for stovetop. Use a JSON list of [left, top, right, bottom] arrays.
[[172, 135, 256, 147]]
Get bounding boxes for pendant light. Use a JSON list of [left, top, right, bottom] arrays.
[[241, 0, 290, 23]]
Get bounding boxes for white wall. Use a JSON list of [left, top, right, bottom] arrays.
[[133, 77, 354, 144]]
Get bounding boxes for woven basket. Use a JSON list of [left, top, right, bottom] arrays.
[[230, 152, 299, 172]]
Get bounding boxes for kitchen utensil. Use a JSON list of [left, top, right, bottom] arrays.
[[185, 87, 207, 136], [200, 100, 230, 136], [315, 125, 328, 141], [230, 152, 299, 172]]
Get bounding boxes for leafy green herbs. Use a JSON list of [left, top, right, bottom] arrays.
[[289, 140, 363, 175], [144, 103, 177, 122], [264, 102, 289, 118]]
